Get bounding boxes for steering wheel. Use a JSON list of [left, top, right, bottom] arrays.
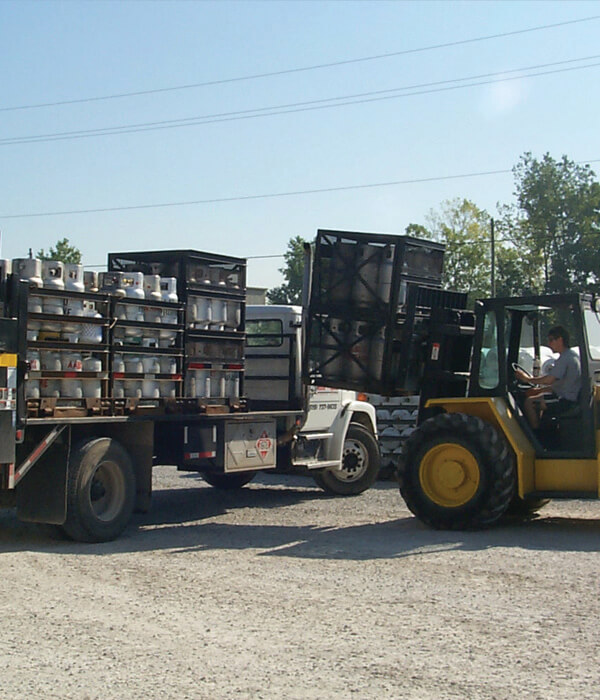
[[511, 362, 533, 378], [511, 362, 537, 392]]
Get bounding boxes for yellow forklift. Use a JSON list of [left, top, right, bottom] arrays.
[[306, 229, 600, 528], [399, 292, 600, 528]]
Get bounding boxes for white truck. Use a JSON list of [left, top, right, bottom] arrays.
[[244, 305, 379, 495]]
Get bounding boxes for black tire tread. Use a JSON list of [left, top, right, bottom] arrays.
[[313, 422, 380, 496], [62, 437, 135, 543], [399, 412, 516, 530]]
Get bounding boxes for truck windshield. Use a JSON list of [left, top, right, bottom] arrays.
[[246, 319, 283, 347]]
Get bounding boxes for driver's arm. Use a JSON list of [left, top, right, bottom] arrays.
[[515, 369, 556, 387]]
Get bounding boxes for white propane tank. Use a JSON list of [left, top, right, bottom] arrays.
[[40, 350, 61, 398], [100, 271, 126, 297], [184, 372, 196, 397], [225, 371, 240, 399], [210, 370, 225, 398], [195, 296, 212, 330], [113, 353, 125, 373], [61, 351, 83, 398], [348, 321, 370, 383], [63, 263, 85, 336], [329, 241, 354, 306], [27, 349, 40, 371], [25, 349, 41, 399], [369, 328, 385, 383], [83, 270, 99, 293], [142, 355, 160, 373], [13, 257, 43, 287], [141, 353, 160, 398], [79, 300, 103, 344], [82, 355, 102, 398], [160, 277, 178, 342], [13, 258, 44, 337], [124, 355, 143, 373], [123, 272, 145, 336], [190, 264, 211, 285], [41, 261, 65, 332], [377, 245, 394, 305], [64, 264, 84, 293], [162, 381, 177, 398], [320, 318, 347, 381], [210, 298, 227, 331], [159, 356, 177, 375], [226, 301, 241, 331], [124, 380, 142, 398], [195, 369, 211, 398], [112, 353, 125, 399], [42, 260, 65, 290], [210, 271, 228, 331], [352, 244, 378, 307], [143, 274, 162, 324]]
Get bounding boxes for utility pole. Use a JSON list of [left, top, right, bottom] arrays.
[[490, 218, 496, 297]]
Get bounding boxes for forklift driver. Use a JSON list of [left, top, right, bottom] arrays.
[[514, 325, 581, 430]]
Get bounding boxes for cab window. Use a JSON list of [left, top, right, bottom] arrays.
[[246, 319, 283, 347], [478, 311, 499, 389]]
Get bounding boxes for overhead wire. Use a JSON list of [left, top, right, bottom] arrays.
[[1, 15, 598, 113], [2, 55, 600, 146], [2, 160, 599, 220]]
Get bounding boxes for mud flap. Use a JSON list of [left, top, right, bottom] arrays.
[[16, 443, 68, 525]]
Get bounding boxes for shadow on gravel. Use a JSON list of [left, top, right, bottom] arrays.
[[2, 474, 600, 557]]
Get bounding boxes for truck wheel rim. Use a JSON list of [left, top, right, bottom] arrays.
[[419, 443, 480, 507], [339, 438, 368, 482], [88, 460, 126, 522]]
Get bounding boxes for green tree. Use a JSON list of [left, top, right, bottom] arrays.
[[503, 153, 600, 294], [267, 235, 306, 305], [418, 198, 493, 304], [36, 238, 82, 264]]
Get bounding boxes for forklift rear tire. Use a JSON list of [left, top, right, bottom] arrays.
[[201, 471, 256, 489], [62, 438, 136, 543], [313, 423, 380, 496], [399, 413, 516, 529]]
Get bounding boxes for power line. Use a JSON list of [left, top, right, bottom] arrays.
[[3, 56, 600, 146], [2, 162, 599, 220], [0, 169, 513, 219], [2, 15, 598, 113]]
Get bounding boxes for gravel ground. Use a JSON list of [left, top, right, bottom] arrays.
[[1, 466, 600, 699]]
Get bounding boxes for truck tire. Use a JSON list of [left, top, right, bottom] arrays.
[[399, 413, 515, 529], [62, 438, 136, 543], [201, 471, 256, 489], [313, 422, 380, 496]]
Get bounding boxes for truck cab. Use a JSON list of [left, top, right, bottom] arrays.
[[245, 305, 380, 495]]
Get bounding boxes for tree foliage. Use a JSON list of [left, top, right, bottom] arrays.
[[266, 235, 306, 305], [420, 198, 493, 303], [501, 152, 600, 294], [36, 238, 82, 264]]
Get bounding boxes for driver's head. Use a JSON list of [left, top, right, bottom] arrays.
[[547, 325, 569, 350]]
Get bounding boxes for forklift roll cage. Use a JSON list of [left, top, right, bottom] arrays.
[[468, 292, 599, 461]]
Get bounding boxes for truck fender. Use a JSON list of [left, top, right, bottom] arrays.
[[324, 400, 377, 464]]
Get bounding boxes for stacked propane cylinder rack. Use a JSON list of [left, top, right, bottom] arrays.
[[108, 249, 246, 409], [369, 394, 419, 478], [305, 229, 446, 396], [2, 248, 246, 418], [7, 257, 113, 410]]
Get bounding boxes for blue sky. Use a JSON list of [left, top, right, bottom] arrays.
[[1, 0, 598, 289]]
